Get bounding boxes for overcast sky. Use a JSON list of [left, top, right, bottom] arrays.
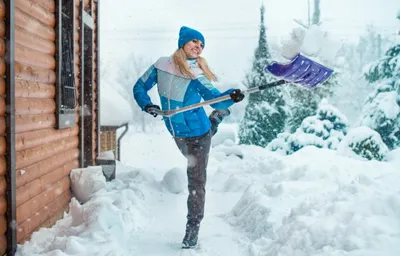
[[100, 0, 400, 85]]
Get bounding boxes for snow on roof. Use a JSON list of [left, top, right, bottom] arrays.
[[100, 82, 133, 127]]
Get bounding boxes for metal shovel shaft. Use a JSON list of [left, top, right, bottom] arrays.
[[149, 79, 287, 117]]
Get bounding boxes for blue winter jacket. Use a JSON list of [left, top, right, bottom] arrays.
[[133, 57, 235, 138]]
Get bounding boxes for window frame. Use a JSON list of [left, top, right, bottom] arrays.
[[55, 0, 77, 129]]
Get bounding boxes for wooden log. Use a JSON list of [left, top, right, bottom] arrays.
[[74, 55, 80, 65], [0, 138, 5, 156], [40, 204, 68, 230], [16, 176, 70, 223], [0, 20, 4, 38], [17, 191, 69, 243], [15, 113, 56, 134], [0, 118, 5, 136], [0, 196, 6, 216], [16, 126, 79, 151], [16, 43, 55, 70], [0, 1, 4, 19], [15, 62, 56, 84], [74, 7, 79, 20], [30, 0, 55, 13], [0, 176, 5, 196], [15, 0, 55, 27], [16, 25, 55, 55], [0, 78, 5, 96], [74, 41, 80, 53], [0, 38, 5, 57], [16, 160, 78, 207], [15, 80, 55, 99], [15, 98, 55, 115], [0, 157, 5, 176], [0, 215, 6, 235], [0, 98, 4, 117], [0, 58, 5, 76], [16, 136, 78, 169], [0, 234, 5, 255], [15, 7, 55, 41], [74, 28, 79, 41], [16, 148, 79, 188]]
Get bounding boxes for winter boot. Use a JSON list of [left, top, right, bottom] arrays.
[[182, 222, 200, 249], [209, 108, 231, 136]]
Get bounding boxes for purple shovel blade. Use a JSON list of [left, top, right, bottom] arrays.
[[265, 54, 334, 88]]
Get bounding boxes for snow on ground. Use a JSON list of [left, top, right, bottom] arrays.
[[16, 123, 400, 256]]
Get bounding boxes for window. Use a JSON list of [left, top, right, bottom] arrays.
[[55, 0, 77, 129]]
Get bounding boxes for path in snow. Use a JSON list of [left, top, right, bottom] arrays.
[[128, 187, 249, 256]]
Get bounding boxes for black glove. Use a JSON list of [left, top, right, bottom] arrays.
[[230, 89, 245, 103], [144, 104, 161, 117]]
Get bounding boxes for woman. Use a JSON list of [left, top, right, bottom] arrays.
[[133, 26, 244, 249]]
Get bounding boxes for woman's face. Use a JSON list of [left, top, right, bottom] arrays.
[[183, 39, 204, 58]]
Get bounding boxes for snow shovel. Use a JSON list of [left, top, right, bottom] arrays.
[[149, 54, 333, 117]]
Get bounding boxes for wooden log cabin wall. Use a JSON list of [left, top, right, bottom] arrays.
[[1, 0, 100, 254]]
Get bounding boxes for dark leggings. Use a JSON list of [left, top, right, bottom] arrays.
[[174, 131, 212, 226]]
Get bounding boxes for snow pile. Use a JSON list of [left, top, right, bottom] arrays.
[[14, 128, 400, 256], [16, 163, 152, 256], [225, 146, 400, 256], [386, 148, 400, 164], [279, 25, 342, 66], [337, 126, 389, 161], [161, 167, 187, 194], [70, 166, 107, 203], [212, 139, 244, 160], [228, 185, 273, 239], [211, 124, 237, 147]]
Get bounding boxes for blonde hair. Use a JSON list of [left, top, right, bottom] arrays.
[[172, 48, 218, 82]]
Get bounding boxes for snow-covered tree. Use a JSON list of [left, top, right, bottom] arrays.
[[267, 99, 349, 155], [238, 4, 287, 147], [360, 14, 400, 149], [337, 126, 389, 161], [286, 76, 338, 133]]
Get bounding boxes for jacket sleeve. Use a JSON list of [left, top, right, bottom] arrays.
[[133, 65, 158, 110], [195, 76, 235, 109]]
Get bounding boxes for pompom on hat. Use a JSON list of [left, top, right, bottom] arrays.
[[178, 26, 205, 49]]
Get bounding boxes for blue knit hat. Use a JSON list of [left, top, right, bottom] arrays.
[[178, 26, 205, 49]]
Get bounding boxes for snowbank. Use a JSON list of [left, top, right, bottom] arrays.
[[15, 128, 400, 256], [70, 166, 107, 203], [16, 163, 152, 256], [224, 146, 400, 256], [161, 167, 187, 194], [211, 124, 237, 147]]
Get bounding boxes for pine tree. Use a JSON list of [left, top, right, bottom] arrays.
[[360, 14, 400, 149], [238, 3, 287, 147]]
